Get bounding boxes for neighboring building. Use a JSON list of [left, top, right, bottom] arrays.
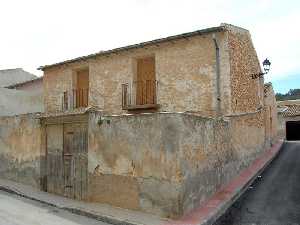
[[264, 83, 278, 144], [0, 69, 43, 116], [5, 76, 43, 95], [0, 23, 278, 219], [277, 99, 300, 140], [0, 68, 37, 87]]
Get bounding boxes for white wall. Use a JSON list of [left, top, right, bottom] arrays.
[[0, 88, 44, 116]]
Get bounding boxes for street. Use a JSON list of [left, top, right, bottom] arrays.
[[214, 141, 300, 225], [0, 191, 111, 225]]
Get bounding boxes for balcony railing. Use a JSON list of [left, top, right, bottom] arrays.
[[122, 80, 158, 110], [62, 89, 89, 110]]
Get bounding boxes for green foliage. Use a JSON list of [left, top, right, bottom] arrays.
[[276, 89, 300, 101]]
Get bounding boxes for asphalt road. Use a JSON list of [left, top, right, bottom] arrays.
[[214, 141, 300, 225], [0, 191, 111, 225]]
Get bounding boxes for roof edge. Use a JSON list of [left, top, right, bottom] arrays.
[[38, 25, 226, 71], [0, 68, 23, 72], [5, 76, 43, 89]]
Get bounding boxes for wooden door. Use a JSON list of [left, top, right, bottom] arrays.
[[136, 57, 156, 105], [46, 123, 88, 200], [76, 69, 89, 107], [63, 123, 88, 200], [63, 125, 74, 198], [46, 124, 64, 195]]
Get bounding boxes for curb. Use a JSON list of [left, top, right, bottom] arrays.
[[0, 185, 138, 225]]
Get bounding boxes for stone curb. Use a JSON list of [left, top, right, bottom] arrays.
[[0, 185, 139, 225]]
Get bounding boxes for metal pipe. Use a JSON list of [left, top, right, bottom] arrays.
[[212, 34, 221, 116]]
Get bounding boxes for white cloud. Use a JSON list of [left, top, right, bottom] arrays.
[[250, 11, 300, 82]]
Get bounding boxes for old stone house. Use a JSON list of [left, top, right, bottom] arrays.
[[0, 23, 277, 219], [277, 99, 300, 140]]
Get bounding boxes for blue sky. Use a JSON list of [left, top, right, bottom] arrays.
[[270, 74, 300, 94], [0, 0, 299, 94]]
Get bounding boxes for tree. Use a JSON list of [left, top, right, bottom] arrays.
[[276, 89, 300, 101]]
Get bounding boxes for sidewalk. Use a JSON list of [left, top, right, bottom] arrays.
[[0, 140, 283, 225], [0, 178, 170, 225]]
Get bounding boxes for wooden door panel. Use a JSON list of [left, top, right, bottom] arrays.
[[63, 155, 73, 198], [46, 123, 87, 200], [75, 124, 88, 200], [63, 124, 75, 198], [76, 70, 89, 108], [63, 123, 88, 200], [77, 70, 89, 90], [136, 57, 156, 105], [77, 125, 88, 200], [46, 125, 64, 195], [137, 57, 155, 81]]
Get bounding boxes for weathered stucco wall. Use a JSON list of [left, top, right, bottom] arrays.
[[264, 84, 278, 144], [0, 113, 42, 188], [181, 110, 266, 214], [88, 112, 184, 217], [277, 114, 286, 138], [0, 111, 268, 218], [88, 112, 267, 218], [43, 31, 232, 117]]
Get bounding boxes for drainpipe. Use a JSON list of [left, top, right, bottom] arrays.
[[212, 34, 221, 116]]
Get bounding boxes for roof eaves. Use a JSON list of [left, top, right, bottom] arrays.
[[5, 77, 43, 89], [38, 26, 225, 71]]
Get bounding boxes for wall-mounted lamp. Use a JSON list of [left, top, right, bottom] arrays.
[[251, 58, 271, 79]]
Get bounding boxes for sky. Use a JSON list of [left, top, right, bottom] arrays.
[[0, 0, 299, 94]]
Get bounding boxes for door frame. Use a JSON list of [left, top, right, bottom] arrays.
[[134, 55, 156, 105], [41, 114, 89, 200]]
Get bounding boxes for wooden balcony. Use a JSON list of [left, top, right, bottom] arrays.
[[62, 89, 89, 111], [122, 80, 159, 110]]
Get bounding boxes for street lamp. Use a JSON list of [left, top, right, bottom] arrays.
[[251, 58, 271, 79], [262, 58, 271, 74]]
